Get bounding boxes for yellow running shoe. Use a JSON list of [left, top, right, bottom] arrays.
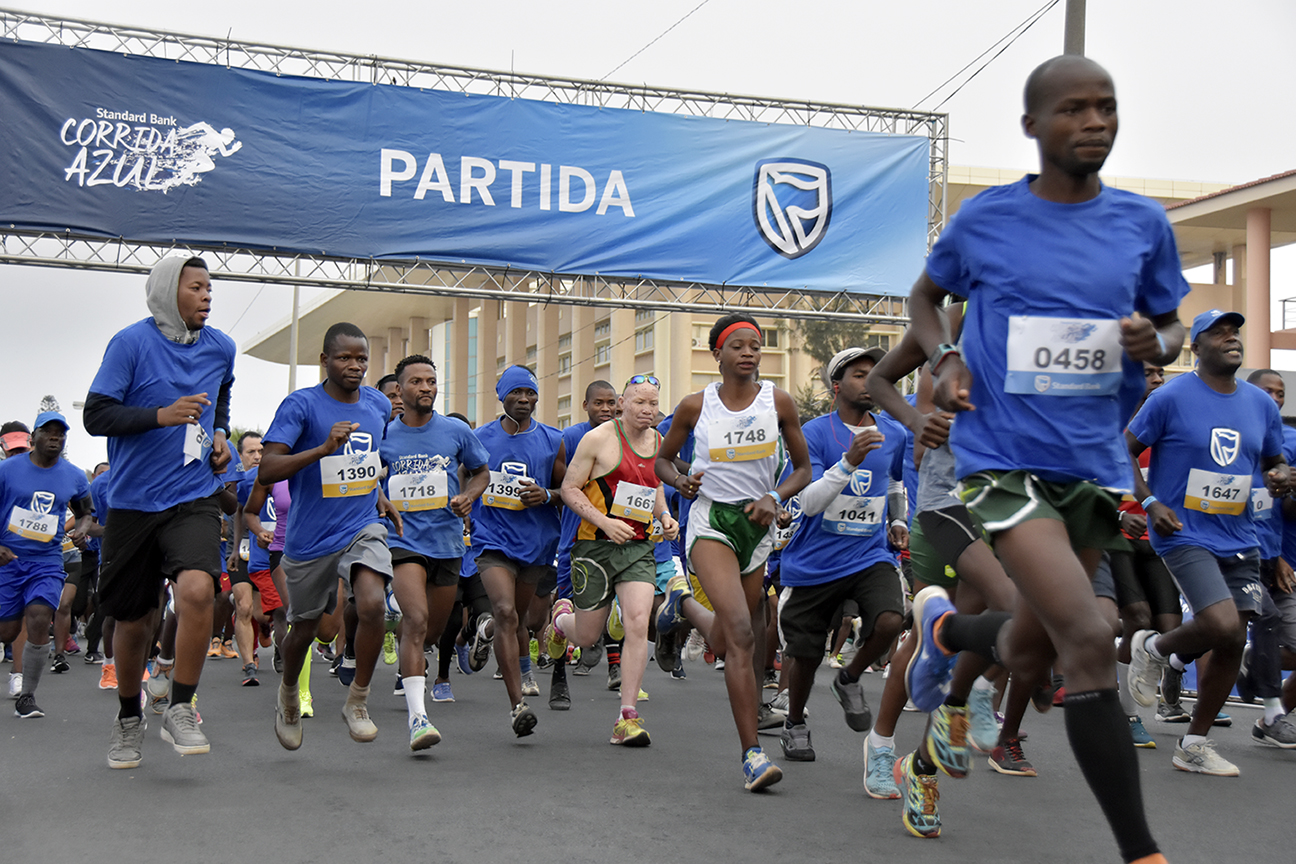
[[383, 631, 398, 666], [610, 711, 651, 746], [607, 599, 625, 642]]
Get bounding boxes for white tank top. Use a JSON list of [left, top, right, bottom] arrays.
[[692, 380, 779, 504]]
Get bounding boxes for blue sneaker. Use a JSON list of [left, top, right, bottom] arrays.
[[409, 715, 441, 751], [1213, 711, 1233, 728], [905, 586, 957, 713], [967, 686, 1000, 753], [454, 643, 474, 676], [655, 574, 690, 637], [896, 752, 941, 838], [863, 736, 900, 799], [338, 654, 356, 686], [393, 674, 404, 696], [431, 680, 454, 703], [742, 746, 783, 791], [1128, 714, 1155, 748]]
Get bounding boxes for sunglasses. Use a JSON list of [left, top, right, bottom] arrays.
[[625, 374, 661, 388]]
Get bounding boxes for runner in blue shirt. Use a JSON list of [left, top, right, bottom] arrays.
[[85, 255, 236, 769], [259, 322, 403, 752], [379, 354, 489, 749], [902, 57, 1185, 861], [1126, 320, 1294, 772], [0, 412, 92, 718]]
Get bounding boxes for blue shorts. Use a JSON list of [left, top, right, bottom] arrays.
[[654, 559, 680, 595], [0, 558, 65, 621], [1160, 545, 1262, 616]]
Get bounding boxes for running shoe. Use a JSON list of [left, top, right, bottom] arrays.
[[275, 686, 303, 750], [758, 701, 787, 731], [1128, 629, 1167, 708], [683, 629, 705, 662], [219, 640, 238, 660], [829, 654, 844, 669], [579, 637, 603, 670], [1251, 715, 1296, 748], [1173, 737, 1238, 776], [393, 674, 405, 696], [769, 689, 791, 714], [432, 680, 454, 703], [316, 641, 336, 662], [161, 701, 210, 755], [1161, 664, 1183, 705], [895, 752, 941, 838], [671, 658, 687, 680], [1156, 698, 1191, 723], [611, 711, 651, 747], [655, 574, 690, 638], [1129, 715, 1155, 748], [454, 643, 474, 675], [300, 689, 314, 718], [1236, 643, 1256, 704], [521, 670, 540, 697], [763, 668, 778, 689], [241, 663, 259, 687], [549, 675, 570, 711], [14, 693, 43, 718], [382, 631, 398, 666], [273, 645, 283, 674], [536, 651, 553, 670], [99, 663, 118, 691], [469, 615, 493, 672], [967, 686, 1000, 753], [51, 653, 70, 673], [988, 736, 1037, 776], [107, 715, 146, 769], [905, 586, 957, 713], [1213, 712, 1233, 728], [493, 666, 504, 680], [7, 672, 19, 698], [338, 654, 356, 686], [529, 638, 540, 665], [829, 672, 873, 732], [543, 598, 573, 659], [409, 715, 441, 751], [714, 658, 725, 671], [64, 635, 80, 655], [654, 627, 682, 674], [780, 721, 815, 761], [606, 663, 621, 691], [925, 704, 971, 777], [84, 650, 104, 665], [863, 736, 900, 799], [742, 746, 783, 791], [511, 700, 537, 737], [607, 599, 625, 642], [341, 699, 378, 742], [207, 636, 222, 658], [636, 688, 649, 702]]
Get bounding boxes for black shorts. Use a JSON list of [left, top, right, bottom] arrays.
[[916, 505, 980, 570], [228, 554, 251, 586], [390, 548, 461, 588], [476, 549, 551, 586], [98, 493, 223, 623], [777, 562, 904, 659], [269, 550, 283, 573], [1109, 538, 1180, 618], [79, 550, 100, 591], [459, 571, 492, 622]]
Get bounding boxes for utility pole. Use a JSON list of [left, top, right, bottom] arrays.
[[1064, 0, 1086, 55]]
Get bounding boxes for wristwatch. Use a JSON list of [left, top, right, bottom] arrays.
[[928, 343, 961, 372]]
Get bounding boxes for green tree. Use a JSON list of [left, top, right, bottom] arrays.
[[793, 382, 832, 425]]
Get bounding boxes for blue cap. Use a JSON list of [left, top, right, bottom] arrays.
[[1190, 309, 1245, 344], [33, 410, 69, 431], [495, 365, 539, 402]]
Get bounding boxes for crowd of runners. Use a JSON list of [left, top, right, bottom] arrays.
[[4, 56, 1295, 864]]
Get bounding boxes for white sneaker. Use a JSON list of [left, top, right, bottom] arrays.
[[1128, 630, 1168, 708], [1173, 737, 1239, 776], [8, 672, 21, 698], [521, 670, 540, 697], [684, 629, 706, 662]]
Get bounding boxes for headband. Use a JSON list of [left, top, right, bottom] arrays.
[[715, 321, 762, 350]]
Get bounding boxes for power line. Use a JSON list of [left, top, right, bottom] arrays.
[[225, 283, 266, 335], [912, 0, 1061, 112], [601, 0, 714, 81]]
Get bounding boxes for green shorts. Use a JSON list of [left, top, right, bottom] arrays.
[[906, 519, 959, 589], [686, 496, 774, 576], [570, 539, 656, 612], [957, 470, 1130, 553]]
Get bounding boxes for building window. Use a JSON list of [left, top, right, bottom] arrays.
[[558, 415, 571, 429], [526, 344, 537, 362], [557, 396, 572, 412], [634, 326, 654, 353], [594, 319, 612, 338], [558, 353, 572, 374], [635, 309, 654, 322], [595, 341, 611, 364], [496, 355, 506, 371], [558, 334, 572, 349], [765, 328, 780, 348]]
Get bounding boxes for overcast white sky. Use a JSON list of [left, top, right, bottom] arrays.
[[4, 0, 1295, 466]]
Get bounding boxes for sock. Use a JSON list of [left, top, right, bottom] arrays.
[[939, 611, 1012, 661], [620, 706, 638, 720], [868, 729, 895, 750], [1062, 689, 1159, 862], [347, 682, 370, 704], [20, 642, 46, 695], [555, 612, 574, 639], [119, 693, 142, 720], [1116, 663, 1138, 715], [155, 655, 174, 670], [403, 675, 427, 721], [1167, 653, 1186, 672], [1144, 635, 1165, 661], [972, 675, 995, 692], [299, 641, 313, 695], [1263, 697, 1284, 725], [838, 667, 860, 686], [172, 681, 197, 707], [607, 640, 622, 666], [1181, 733, 1206, 747], [519, 657, 532, 675], [912, 748, 937, 775]]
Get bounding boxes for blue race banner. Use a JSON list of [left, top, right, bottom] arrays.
[[0, 40, 929, 294]]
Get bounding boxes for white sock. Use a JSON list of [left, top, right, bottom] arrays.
[[1263, 697, 1285, 725], [555, 612, 575, 639], [868, 729, 895, 750], [403, 675, 427, 722], [1168, 653, 1186, 672], [1144, 634, 1165, 661], [1116, 663, 1138, 715], [972, 675, 995, 692], [1181, 733, 1207, 747]]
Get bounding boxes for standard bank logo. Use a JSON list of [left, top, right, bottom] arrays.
[[30, 491, 55, 515], [753, 159, 832, 259], [1209, 428, 1240, 467], [848, 470, 873, 497]]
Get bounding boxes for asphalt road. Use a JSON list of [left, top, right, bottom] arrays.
[[1, 644, 1289, 864]]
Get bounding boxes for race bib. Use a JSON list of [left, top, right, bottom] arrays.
[[184, 423, 212, 466], [7, 505, 58, 543], [320, 449, 381, 498], [239, 538, 251, 561], [774, 522, 795, 550], [820, 493, 885, 536], [650, 516, 665, 543], [389, 470, 449, 512], [1184, 468, 1250, 515], [1251, 487, 1274, 520], [612, 481, 656, 524], [709, 412, 777, 462], [1004, 316, 1122, 397], [483, 469, 530, 511]]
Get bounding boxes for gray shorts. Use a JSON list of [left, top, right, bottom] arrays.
[[1160, 544, 1262, 616], [476, 549, 550, 585], [281, 523, 392, 623], [1091, 552, 1117, 602], [1274, 588, 1296, 651]]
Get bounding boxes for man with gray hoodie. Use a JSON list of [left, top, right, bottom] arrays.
[[84, 255, 236, 769]]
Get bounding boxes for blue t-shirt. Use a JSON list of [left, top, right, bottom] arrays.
[[235, 469, 277, 572], [780, 412, 905, 587], [927, 177, 1189, 491], [657, 413, 695, 566], [884, 395, 919, 525], [263, 383, 391, 560], [86, 469, 111, 554], [556, 421, 596, 591], [470, 418, 563, 566], [1279, 426, 1296, 565], [88, 318, 237, 511], [380, 412, 489, 561], [0, 455, 90, 562], [1128, 373, 1283, 557]]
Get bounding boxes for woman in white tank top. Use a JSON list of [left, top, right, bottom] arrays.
[[655, 314, 811, 791]]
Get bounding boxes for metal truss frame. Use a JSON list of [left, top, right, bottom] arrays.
[[0, 7, 944, 325]]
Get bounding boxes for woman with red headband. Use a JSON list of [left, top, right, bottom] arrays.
[[655, 313, 811, 791]]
